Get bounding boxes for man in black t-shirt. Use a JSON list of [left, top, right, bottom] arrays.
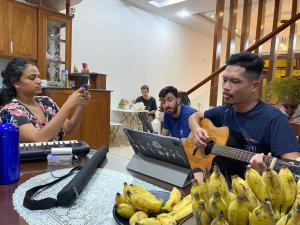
[[135, 85, 157, 132]]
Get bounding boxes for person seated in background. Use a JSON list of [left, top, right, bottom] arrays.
[[178, 91, 191, 105], [135, 85, 157, 133], [0, 57, 91, 142], [189, 51, 300, 182], [159, 86, 197, 139]]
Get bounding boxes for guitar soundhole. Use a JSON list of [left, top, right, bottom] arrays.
[[204, 139, 215, 155]]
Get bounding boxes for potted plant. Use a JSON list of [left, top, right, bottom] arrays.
[[265, 76, 300, 119]]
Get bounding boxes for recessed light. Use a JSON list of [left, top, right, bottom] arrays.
[[148, 0, 186, 8], [177, 10, 190, 18], [210, 14, 215, 18]]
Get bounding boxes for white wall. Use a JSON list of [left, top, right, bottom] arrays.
[[71, 0, 214, 115]]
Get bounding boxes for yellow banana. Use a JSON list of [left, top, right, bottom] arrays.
[[209, 166, 230, 205], [161, 187, 182, 212], [156, 214, 177, 225], [194, 199, 211, 225], [211, 211, 229, 225], [291, 179, 300, 212], [228, 195, 249, 225], [262, 168, 284, 218], [279, 166, 296, 217], [130, 184, 161, 201], [192, 192, 201, 217], [171, 202, 193, 222], [208, 192, 228, 220], [286, 204, 300, 225], [245, 165, 270, 202], [115, 192, 130, 205], [249, 199, 276, 225], [191, 179, 209, 205], [275, 213, 291, 225], [124, 182, 134, 197], [136, 217, 162, 225], [171, 194, 191, 214], [129, 211, 148, 225], [128, 191, 162, 213], [229, 192, 237, 204], [231, 175, 259, 212], [116, 203, 136, 219]]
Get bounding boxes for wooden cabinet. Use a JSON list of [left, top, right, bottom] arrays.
[[0, 0, 37, 60], [0, 0, 9, 56], [43, 88, 111, 149], [37, 8, 72, 80]]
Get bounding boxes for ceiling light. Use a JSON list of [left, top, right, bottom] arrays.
[[210, 14, 215, 18], [177, 10, 190, 18], [148, 0, 186, 8]]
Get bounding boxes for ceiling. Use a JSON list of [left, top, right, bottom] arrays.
[[124, 0, 298, 49], [25, 0, 83, 11]]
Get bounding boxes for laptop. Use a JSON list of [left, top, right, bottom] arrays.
[[124, 129, 193, 188]]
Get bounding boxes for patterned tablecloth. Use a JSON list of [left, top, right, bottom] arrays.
[[13, 168, 166, 225]]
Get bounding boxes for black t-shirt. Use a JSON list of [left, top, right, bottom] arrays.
[[135, 96, 157, 119]]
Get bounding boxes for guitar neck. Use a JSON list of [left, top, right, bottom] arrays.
[[211, 144, 274, 168]]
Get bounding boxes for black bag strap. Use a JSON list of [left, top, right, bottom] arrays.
[[23, 166, 82, 210]]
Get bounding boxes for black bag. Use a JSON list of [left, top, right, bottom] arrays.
[[23, 147, 108, 210]]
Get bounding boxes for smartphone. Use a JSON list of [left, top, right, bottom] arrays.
[[80, 76, 89, 90]]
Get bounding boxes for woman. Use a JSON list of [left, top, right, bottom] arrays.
[[0, 57, 91, 142]]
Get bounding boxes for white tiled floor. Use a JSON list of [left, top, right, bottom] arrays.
[[109, 142, 134, 160]]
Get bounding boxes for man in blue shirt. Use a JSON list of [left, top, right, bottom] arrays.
[[189, 51, 300, 181], [159, 86, 197, 139]]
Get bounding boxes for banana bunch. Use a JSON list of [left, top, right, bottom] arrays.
[[115, 183, 193, 225]]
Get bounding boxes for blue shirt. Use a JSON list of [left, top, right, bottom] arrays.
[[164, 104, 197, 139], [204, 101, 300, 177]]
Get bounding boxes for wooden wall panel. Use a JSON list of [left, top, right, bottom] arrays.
[[286, 0, 297, 77], [226, 0, 238, 58], [240, 0, 252, 51], [254, 0, 266, 54], [209, 0, 225, 107], [267, 0, 281, 81]]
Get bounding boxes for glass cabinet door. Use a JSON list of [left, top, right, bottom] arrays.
[[46, 20, 66, 81]]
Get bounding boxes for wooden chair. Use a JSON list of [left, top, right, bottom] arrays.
[[290, 122, 300, 144], [110, 122, 122, 145]]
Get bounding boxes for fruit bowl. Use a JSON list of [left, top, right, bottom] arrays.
[[112, 190, 192, 225]]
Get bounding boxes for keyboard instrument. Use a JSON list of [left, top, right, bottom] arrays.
[[20, 140, 90, 161]]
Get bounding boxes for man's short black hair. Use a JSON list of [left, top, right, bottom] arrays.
[[226, 51, 264, 80], [159, 86, 179, 98], [141, 85, 149, 91]]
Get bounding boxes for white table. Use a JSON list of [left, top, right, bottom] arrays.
[[112, 108, 149, 130]]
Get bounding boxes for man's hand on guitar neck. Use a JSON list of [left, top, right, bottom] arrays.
[[249, 152, 271, 174]]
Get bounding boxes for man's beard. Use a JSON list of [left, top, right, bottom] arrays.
[[166, 104, 179, 116]]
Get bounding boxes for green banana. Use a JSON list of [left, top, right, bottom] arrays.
[[162, 187, 182, 212], [208, 192, 228, 220], [231, 175, 259, 212], [128, 191, 162, 213], [245, 165, 270, 202], [228, 195, 249, 225], [211, 211, 229, 225], [129, 211, 148, 225], [116, 203, 136, 219], [279, 166, 296, 217], [262, 168, 284, 218], [249, 199, 276, 225]]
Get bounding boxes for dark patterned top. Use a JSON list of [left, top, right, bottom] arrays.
[[0, 96, 64, 141]]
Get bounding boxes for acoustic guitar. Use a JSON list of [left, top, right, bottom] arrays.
[[183, 118, 300, 177]]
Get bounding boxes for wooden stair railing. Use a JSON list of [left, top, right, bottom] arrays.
[[186, 11, 300, 96]]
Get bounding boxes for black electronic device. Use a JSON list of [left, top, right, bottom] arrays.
[[79, 75, 89, 90], [20, 140, 90, 161], [124, 129, 193, 188]]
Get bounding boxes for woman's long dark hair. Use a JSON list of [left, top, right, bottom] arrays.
[[1, 58, 34, 104]]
